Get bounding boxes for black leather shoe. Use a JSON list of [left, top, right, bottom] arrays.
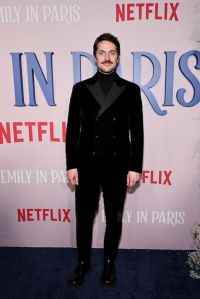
[[68, 261, 90, 287], [101, 260, 116, 288]]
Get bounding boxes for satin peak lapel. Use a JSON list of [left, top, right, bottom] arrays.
[[85, 80, 105, 107]]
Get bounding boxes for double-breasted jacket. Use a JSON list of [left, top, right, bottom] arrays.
[[66, 72, 144, 181]]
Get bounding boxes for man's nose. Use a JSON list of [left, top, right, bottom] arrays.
[[105, 53, 109, 61]]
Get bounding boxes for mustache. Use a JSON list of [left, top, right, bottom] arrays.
[[102, 60, 113, 64]]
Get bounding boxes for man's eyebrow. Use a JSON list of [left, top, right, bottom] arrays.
[[98, 49, 117, 52]]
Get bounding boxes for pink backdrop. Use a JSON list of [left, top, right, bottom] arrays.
[[0, 0, 200, 249]]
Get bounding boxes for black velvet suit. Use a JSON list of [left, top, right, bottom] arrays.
[[66, 72, 143, 262]]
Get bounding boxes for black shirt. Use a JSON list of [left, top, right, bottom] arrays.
[[97, 70, 116, 96]]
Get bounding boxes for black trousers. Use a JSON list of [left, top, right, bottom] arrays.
[[75, 157, 127, 263]]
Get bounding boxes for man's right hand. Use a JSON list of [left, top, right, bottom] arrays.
[[67, 168, 79, 185]]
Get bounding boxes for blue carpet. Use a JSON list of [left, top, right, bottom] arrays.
[[0, 248, 200, 299]]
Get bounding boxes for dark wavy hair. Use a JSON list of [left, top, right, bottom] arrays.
[[93, 33, 120, 57]]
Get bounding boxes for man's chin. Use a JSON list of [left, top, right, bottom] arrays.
[[98, 67, 115, 74]]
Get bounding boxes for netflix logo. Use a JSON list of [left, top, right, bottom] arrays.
[[0, 121, 66, 144], [116, 2, 180, 22], [17, 208, 71, 222], [141, 170, 172, 185]]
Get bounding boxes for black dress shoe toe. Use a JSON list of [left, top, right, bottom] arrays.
[[101, 260, 116, 288], [68, 261, 90, 287]]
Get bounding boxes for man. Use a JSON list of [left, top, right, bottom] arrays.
[[66, 33, 143, 287]]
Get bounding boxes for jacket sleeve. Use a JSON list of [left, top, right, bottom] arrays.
[[129, 84, 144, 173], [65, 84, 81, 170]]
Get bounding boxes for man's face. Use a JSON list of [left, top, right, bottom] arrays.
[[94, 40, 119, 74]]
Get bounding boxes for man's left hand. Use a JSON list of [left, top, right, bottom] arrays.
[[127, 171, 141, 187]]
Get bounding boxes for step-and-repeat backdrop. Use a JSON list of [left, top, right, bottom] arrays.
[[0, 0, 200, 249]]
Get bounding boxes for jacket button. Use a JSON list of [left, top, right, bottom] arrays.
[[95, 135, 99, 139], [92, 151, 95, 155], [96, 117, 99, 121], [113, 152, 117, 156], [113, 117, 116, 121], [112, 135, 116, 139]]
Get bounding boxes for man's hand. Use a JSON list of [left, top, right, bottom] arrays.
[[127, 171, 141, 187], [67, 168, 79, 185]]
